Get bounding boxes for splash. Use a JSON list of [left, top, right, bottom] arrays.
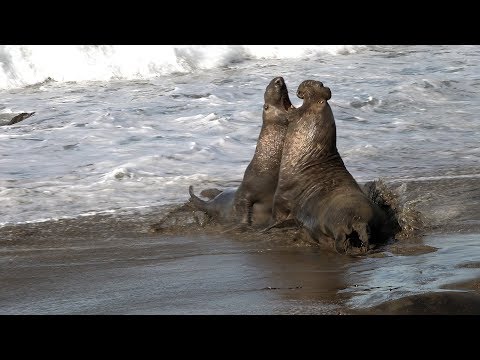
[[363, 179, 425, 240]]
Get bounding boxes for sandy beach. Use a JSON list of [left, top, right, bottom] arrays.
[[2, 202, 480, 315]]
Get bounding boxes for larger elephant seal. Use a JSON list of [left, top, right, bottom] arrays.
[[270, 80, 390, 252], [189, 76, 294, 226]]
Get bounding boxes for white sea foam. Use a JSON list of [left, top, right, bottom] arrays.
[[0, 45, 364, 90]]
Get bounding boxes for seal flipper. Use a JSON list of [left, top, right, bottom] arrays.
[[188, 185, 209, 212], [234, 197, 254, 226]]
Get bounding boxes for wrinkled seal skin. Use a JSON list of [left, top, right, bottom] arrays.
[[271, 80, 390, 253], [189, 76, 293, 226]]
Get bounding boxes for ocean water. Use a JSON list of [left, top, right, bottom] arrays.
[[1, 45, 480, 314], [1, 45, 479, 226]]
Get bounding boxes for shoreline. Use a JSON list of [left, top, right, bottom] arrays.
[[2, 209, 480, 315]]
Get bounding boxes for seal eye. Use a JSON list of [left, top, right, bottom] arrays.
[[264, 104, 269, 110], [275, 78, 283, 86]]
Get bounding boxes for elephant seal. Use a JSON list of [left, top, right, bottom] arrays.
[[0, 112, 35, 126], [189, 186, 236, 224], [189, 76, 294, 226], [270, 80, 390, 253]]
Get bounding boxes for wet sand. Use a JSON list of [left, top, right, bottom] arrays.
[[2, 206, 480, 315]]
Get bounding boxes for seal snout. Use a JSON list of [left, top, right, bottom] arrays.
[[322, 86, 332, 101], [296, 80, 331, 101], [265, 76, 291, 108]]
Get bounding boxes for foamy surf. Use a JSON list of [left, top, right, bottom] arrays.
[[0, 45, 365, 90]]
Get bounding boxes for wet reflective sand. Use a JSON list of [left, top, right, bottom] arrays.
[[1, 210, 480, 315]]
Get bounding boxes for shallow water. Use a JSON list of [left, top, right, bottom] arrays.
[[343, 233, 480, 309]]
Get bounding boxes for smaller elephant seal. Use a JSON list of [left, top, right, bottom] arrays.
[[189, 76, 294, 226], [0, 112, 35, 126], [270, 80, 390, 253], [189, 186, 236, 224]]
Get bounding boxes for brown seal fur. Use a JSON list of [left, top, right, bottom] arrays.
[[270, 80, 390, 253], [189, 76, 293, 226]]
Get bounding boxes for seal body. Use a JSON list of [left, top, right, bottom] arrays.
[[271, 80, 390, 252], [189, 186, 236, 224], [189, 76, 293, 226]]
